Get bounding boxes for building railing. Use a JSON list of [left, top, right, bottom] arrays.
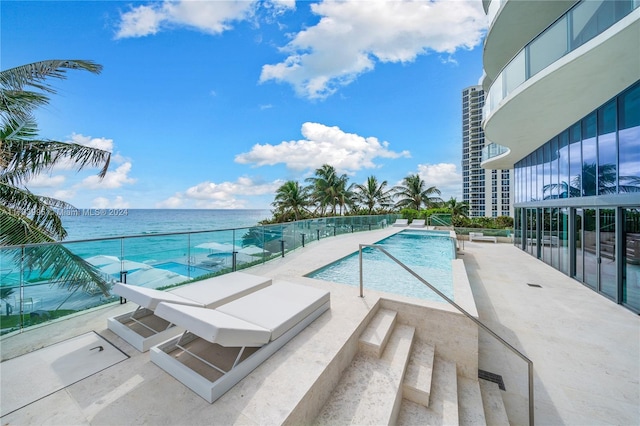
[[358, 243, 534, 426], [482, 142, 510, 162], [0, 214, 398, 336], [484, 0, 639, 121]]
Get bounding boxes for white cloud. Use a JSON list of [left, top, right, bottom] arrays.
[[81, 162, 136, 190], [156, 196, 185, 209], [158, 176, 282, 209], [416, 163, 462, 200], [235, 122, 410, 173], [92, 196, 130, 209], [25, 174, 66, 188], [50, 134, 114, 172], [69, 133, 114, 152], [260, 0, 487, 99], [115, 0, 258, 38]]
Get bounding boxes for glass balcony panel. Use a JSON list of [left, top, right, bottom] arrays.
[[528, 16, 568, 77]]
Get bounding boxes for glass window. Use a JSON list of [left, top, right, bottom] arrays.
[[558, 131, 570, 199], [619, 83, 640, 194], [543, 142, 551, 199], [559, 207, 569, 274], [584, 208, 598, 289], [575, 208, 584, 282], [550, 137, 559, 199], [622, 207, 640, 311], [551, 208, 560, 270], [537, 148, 544, 201], [600, 208, 617, 299], [598, 100, 618, 194], [569, 123, 582, 197], [582, 113, 598, 196], [528, 16, 568, 77]]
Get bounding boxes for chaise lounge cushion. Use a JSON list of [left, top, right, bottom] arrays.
[[217, 281, 330, 341], [155, 302, 271, 347], [171, 272, 272, 308], [113, 283, 205, 311]]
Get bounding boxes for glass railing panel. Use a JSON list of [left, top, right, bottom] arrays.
[[528, 15, 568, 77], [485, 0, 638, 119], [1, 214, 394, 335]]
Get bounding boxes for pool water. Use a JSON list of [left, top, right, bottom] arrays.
[[154, 262, 212, 278], [307, 230, 456, 302]]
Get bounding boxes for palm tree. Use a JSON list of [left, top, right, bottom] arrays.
[[445, 197, 469, 218], [272, 180, 309, 221], [393, 174, 442, 210], [306, 164, 352, 215], [354, 175, 393, 214], [1, 60, 112, 296]]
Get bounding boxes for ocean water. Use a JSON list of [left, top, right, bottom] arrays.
[[61, 209, 272, 241]]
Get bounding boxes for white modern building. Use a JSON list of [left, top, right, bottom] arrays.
[[462, 85, 512, 218], [480, 0, 640, 312]]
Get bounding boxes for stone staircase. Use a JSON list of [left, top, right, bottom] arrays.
[[314, 308, 509, 425]]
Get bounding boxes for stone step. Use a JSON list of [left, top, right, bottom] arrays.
[[397, 356, 459, 425], [402, 340, 435, 407], [358, 308, 397, 358], [479, 378, 510, 426], [314, 324, 415, 425], [458, 377, 487, 426]]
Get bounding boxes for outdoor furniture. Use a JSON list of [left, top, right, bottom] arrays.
[[108, 272, 272, 352], [392, 219, 409, 227], [469, 232, 497, 243], [409, 219, 426, 228], [150, 281, 330, 403]]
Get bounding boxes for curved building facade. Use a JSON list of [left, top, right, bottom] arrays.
[[481, 0, 640, 312]]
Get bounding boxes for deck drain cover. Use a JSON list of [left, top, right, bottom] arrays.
[[478, 369, 506, 391], [527, 283, 542, 288]]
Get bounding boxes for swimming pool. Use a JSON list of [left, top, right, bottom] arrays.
[[307, 230, 456, 302], [154, 262, 212, 278]]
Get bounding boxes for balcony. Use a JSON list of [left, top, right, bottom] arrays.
[[481, 143, 510, 165], [483, 4, 640, 169]]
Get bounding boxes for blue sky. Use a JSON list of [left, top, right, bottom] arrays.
[[2, 0, 488, 209]]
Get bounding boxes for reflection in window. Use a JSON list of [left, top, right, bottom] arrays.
[[581, 114, 598, 196], [622, 207, 640, 311], [583, 209, 598, 289], [544, 143, 552, 199], [619, 83, 640, 193], [598, 100, 618, 194], [559, 208, 569, 274], [569, 123, 582, 197], [575, 208, 584, 282], [600, 209, 617, 298], [558, 131, 570, 199], [550, 137, 559, 199]]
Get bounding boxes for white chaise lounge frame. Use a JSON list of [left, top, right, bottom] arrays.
[[108, 272, 272, 352], [469, 232, 497, 243], [150, 281, 330, 404]]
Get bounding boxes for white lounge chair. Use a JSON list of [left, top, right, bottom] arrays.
[[392, 218, 409, 227], [108, 272, 272, 352], [150, 281, 330, 403], [469, 232, 497, 243], [409, 219, 426, 228]]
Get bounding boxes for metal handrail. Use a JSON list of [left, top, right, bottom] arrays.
[[358, 244, 534, 426]]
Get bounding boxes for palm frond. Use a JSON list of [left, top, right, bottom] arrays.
[[0, 185, 71, 242], [0, 60, 102, 93], [1, 138, 111, 183]]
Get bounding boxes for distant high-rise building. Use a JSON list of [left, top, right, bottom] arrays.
[[461, 85, 511, 218]]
